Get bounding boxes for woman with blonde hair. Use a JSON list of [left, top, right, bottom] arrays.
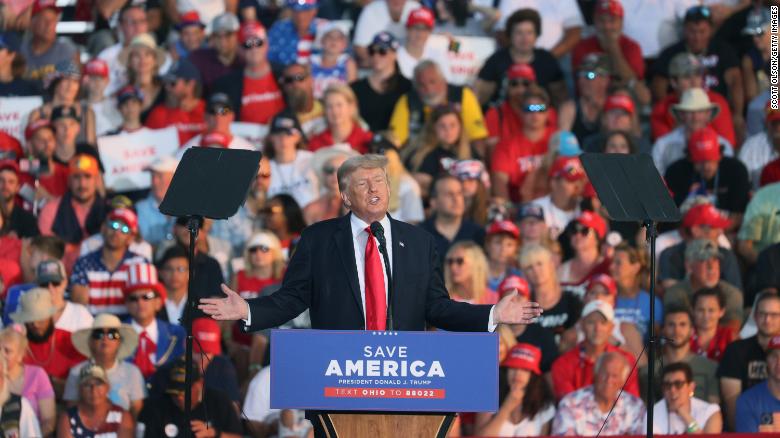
[[405, 104, 472, 196], [444, 241, 497, 305], [369, 134, 425, 223], [0, 326, 54, 435], [308, 83, 373, 153], [118, 33, 166, 121]]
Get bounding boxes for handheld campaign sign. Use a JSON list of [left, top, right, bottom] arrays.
[[270, 330, 498, 412]]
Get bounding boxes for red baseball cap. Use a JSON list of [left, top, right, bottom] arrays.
[[688, 127, 721, 162], [498, 275, 530, 299], [32, 0, 60, 17], [406, 8, 435, 29], [576, 211, 607, 239], [587, 273, 617, 297], [767, 335, 780, 352], [192, 318, 222, 355], [507, 63, 536, 82], [502, 343, 542, 374], [487, 220, 520, 240], [0, 159, 20, 176], [123, 262, 166, 301], [84, 59, 109, 78], [766, 101, 780, 123], [594, 0, 624, 18], [201, 131, 231, 148], [239, 21, 267, 45], [682, 203, 731, 229], [176, 11, 205, 30], [604, 94, 635, 115], [108, 207, 139, 233], [549, 156, 585, 181]]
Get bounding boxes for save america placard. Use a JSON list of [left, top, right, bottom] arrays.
[[270, 330, 498, 412]]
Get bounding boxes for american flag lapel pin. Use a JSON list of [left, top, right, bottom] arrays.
[[399, 241, 405, 248]]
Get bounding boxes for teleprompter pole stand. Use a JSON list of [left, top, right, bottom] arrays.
[[158, 147, 262, 438], [579, 153, 681, 438]]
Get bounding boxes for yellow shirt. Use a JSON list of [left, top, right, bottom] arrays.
[[389, 87, 488, 146]]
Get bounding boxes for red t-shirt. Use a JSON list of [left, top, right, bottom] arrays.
[[24, 328, 86, 379], [0, 131, 22, 159], [690, 326, 736, 362], [145, 100, 207, 146], [232, 271, 279, 346], [490, 127, 553, 203], [485, 101, 558, 141], [572, 35, 645, 79], [550, 342, 640, 401], [18, 161, 70, 200], [309, 124, 373, 154], [240, 73, 286, 124], [760, 157, 780, 187], [650, 89, 735, 145]]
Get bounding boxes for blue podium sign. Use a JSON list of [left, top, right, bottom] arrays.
[[270, 330, 498, 412]]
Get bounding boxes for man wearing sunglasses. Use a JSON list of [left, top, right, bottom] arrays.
[[280, 63, 326, 137], [214, 20, 286, 125], [70, 208, 148, 317], [352, 0, 422, 66], [653, 4, 745, 141], [145, 59, 206, 147], [178, 93, 255, 153], [123, 263, 185, 380]]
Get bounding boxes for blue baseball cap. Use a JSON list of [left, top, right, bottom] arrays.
[[164, 59, 201, 82], [370, 31, 400, 51], [287, 0, 318, 11], [556, 131, 582, 157], [0, 33, 20, 52]]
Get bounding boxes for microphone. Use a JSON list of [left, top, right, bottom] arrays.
[[370, 221, 394, 331]]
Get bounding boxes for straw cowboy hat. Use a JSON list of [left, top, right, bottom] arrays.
[[72, 314, 138, 361], [672, 88, 720, 120], [310, 144, 359, 178], [10, 288, 57, 323], [118, 33, 167, 69]]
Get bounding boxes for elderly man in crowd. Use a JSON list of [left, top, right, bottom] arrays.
[[64, 314, 145, 418], [136, 156, 177, 247], [552, 351, 645, 435]]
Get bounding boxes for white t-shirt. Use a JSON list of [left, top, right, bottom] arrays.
[[620, 0, 690, 58], [244, 366, 277, 423], [268, 151, 320, 208], [531, 194, 580, 239], [396, 34, 450, 81], [92, 99, 123, 136], [497, 404, 556, 436], [644, 397, 720, 434], [353, 0, 421, 47], [739, 132, 778, 189], [164, 297, 187, 326], [55, 302, 94, 333], [496, 0, 584, 51], [651, 126, 734, 176], [389, 173, 425, 223], [0, 397, 41, 438]]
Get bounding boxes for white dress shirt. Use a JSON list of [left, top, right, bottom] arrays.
[[165, 297, 187, 326], [245, 213, 497, 330], [131, 319, 159, 362]]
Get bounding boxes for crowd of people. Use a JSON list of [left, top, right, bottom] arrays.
[[0, 0, 779, 436]]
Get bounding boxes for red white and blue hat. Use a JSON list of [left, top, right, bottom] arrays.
[[287, 0, 318, 11], [123, 262, 166, 300]]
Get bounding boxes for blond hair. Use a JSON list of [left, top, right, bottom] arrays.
[[444, 241, 489, 304], [518, 243, 554, 270], [322, 83, 360, 122], [406, 106, 471, 172], [243, 231, 285, 280]]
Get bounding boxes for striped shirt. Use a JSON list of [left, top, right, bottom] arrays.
[[70, 250, 148, 316]]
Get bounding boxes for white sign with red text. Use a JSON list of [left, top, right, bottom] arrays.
[[230, 122, 268, 149], [437, 35, 496, 86], [0, 96, 43, 142], [97, 127, 179, 192]]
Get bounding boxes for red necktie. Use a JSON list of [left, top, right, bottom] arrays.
[[364, 227, 387, 330], [135, 331, 157, 378]]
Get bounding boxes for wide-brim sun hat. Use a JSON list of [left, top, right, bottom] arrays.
[[672, 88, 720, 120], [118, 33, 167, 69], [72, 314, 139, 361]]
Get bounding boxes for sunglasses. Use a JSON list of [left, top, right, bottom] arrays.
[[578, 71, 604, 80], [685, 5, 711, 21], [249, 245, 271, 254], [91, 329, 121, 341], [243, 39, 265, 49], [446, 257, 465, 266], [508, 79, 531, 88], [39, 281, 62, 288], [323, 164, 337, 175], [368, 46, 390, 57], [280, 73, 308, 85], [108, 220, 131, 234], [208, 106, 232, 116], [571, 223, 591, 236], [127, 291, 158, 303], [163, 266, 188, 273], [523, 103, 547, 113], [661, 380, 688, 390]]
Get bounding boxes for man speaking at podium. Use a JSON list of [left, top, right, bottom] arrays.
[[199, 154, 542, 333]]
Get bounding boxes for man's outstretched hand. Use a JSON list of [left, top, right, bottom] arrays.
[[198, 284, 249, 321], [494, 291, 543, 325]]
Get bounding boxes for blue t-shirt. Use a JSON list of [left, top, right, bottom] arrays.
[[615, 290, 663, 339], [736, 381, 780, 432]]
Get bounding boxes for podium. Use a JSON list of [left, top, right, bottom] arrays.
[[270, 330, 499, 438]]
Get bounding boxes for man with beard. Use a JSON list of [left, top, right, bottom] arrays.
[[0, 161, 39, 238], [11, 288, 84, 397], [640, 305, 719, 403], [19, 119, 69, 201], [69, 208, 148, 317], [280, 63, 326, 137]]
